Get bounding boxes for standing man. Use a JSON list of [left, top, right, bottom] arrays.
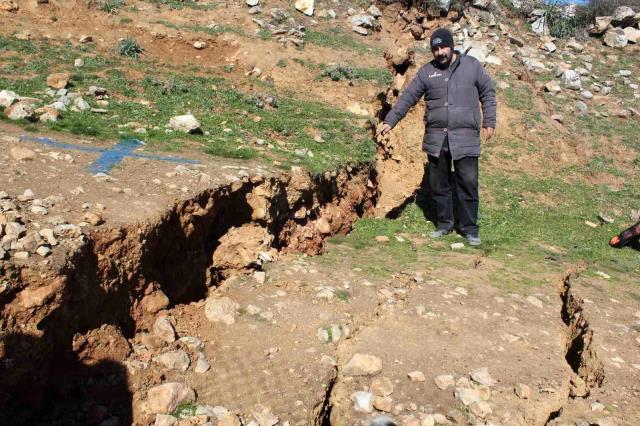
[[379, 28, 496, 246]]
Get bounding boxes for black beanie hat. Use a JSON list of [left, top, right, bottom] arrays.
[[430, 28, 454, 50]]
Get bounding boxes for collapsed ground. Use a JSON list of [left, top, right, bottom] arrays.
[[0, 0, 639, 425]]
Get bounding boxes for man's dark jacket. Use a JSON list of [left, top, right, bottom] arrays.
[[384, 52, 497, 160]]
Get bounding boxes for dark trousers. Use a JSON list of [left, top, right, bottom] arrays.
[[427, 139, 479, 236]]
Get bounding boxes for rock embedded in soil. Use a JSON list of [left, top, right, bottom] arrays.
[[0, 90, 19, 107], [373, 396, 393, 412], [146, 382, 196, 414], [154, 414, 177, 426], [152, 350, 191, 371], [408, 370, 426, 382], [204, 296, 240, 325], [153, 316, 176, 343], [469, 401, 492, 418], [351, 391, 374, 413], [515, 383, 531, 399], [454, 387, 482, 406], [46, 72, 71, 89], [251, 404, 279, 426], [435, 374, 455, 390], [371, 376, 394, 396], [142, 291, 170, 313], [470, 367, 495, 386], [5, 101, 36, 121], [343, 353, 383, 377], [168, 114, 202, 134]]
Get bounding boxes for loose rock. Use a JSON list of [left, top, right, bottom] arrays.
[[146, 383, 196, 414], [343, 353, 382, 376], [204, 296, 240, 325]]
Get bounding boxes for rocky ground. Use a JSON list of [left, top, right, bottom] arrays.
[[0, 0, 639, 426]]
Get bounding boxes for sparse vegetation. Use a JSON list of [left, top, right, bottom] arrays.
[[118, 37, 143, 58], [87, 0, 126, 13], [306, 27, 382, 55]]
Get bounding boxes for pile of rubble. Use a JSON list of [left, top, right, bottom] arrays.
[[251, 7, 306, 47], [590, 6, 640, 48]]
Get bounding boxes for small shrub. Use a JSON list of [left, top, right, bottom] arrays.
[[320, 64, 354, 81], [88, 0, 126, 13], [118, 37, 143, 58], [276, 59, 288, 68]]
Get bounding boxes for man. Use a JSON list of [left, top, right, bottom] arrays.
[[379, 28, 496, 246]]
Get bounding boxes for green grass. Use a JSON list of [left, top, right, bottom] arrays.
[[145, 0, 217, 10], [172, 402, 197, 417], [306, 27, 382, 56], [88, 0, 126, 13], [323, 164, 640, 284], [317, 64, 393, 85], [0, 35, 375, 174], [118, 37, 143, 58]]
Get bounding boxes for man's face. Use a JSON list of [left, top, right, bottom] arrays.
[[432, 46, 453, 67]]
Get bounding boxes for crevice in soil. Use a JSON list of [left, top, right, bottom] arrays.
[[0, 163, 378, 421], [316, 368, 338, 426], [560, 274, 605, 394]]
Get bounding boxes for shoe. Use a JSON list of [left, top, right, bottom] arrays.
[[465, 234, 481, 246], [430, 228, 452, 238]]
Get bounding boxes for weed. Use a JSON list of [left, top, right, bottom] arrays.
[[276, 59, 288, 68], [172, 403, 197, 418], [335, 290, 350, 301], [118, 37, 143, 58], [119, 17, 133, 24], [88, 0, 126, 14], [145, 0, 217, 10], [306, 27, 382, 55]]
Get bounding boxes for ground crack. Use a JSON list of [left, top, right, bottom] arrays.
[[560, 273, 605, 397]]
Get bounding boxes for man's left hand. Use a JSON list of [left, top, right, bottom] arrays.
[[482, 127, 495, 141]]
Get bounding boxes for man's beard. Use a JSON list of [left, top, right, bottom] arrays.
[[434, 51, 453, 68]]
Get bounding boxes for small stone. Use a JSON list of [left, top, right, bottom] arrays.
[[526, 295, 543, 309], [515, 383, 531, 399], [371, 376, 394, 397], [254, 270, 266, 284], [435, 374, 455, 390], [343, 353, 382, 377], [46, 72, 71, 89], [545, 81, 561, 93], [18, 189, 35, 201], [5, 222, 26, 238], [53, 224, 83, 238], [195, 354, 211, 373], [469, 401, 492, 418], [373, 396, 393, 412], [79, 35, 93, 43], [178, 336, 204, 351], [193, 41, 207, 49], [408, 371, 426, 382], [83, 212, 103, 225], [36, 246, 52, 257], [31, 206, 49, 216], [141, 291, 170, 313], [0, 90, 19, 108], [13, 251, 29, 260], [451, 242, 465, 250], [146, 383, 196, 414], [591, 401, 606, 412], [74, 58, 85, 67], [204, 296, 239, 325], [10, 147, 36, 161], [470, 367, 494, 386], [154, 414, 177, 426], [246, 0, 259, 6], [251, 404, 279, 426], [71, 97, 90, 112], [454, 387, 482, 406], [153, 350, 191, 371], [446, 409, 465, 424], [153, 316, 176, 343], [351, 391, 373, 413]]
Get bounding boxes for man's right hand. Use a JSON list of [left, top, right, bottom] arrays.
[[377, 123, 392, 137]]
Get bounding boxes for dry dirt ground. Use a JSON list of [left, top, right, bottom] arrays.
[[1, 1, 639, 426]]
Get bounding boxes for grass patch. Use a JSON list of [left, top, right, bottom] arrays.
[[171, 402, 197, 418], [0, 35, 375, 174], [318, 64, 393, 85], [306, 27, 382, 55], [145, 0, 217, 10]]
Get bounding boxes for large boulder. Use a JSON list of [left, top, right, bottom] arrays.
[[5, 101, 36, 121], [623, 26, 640, 44], [611, 6, 638, 28], [294, 0, 313, 16], [146, 383, 196, 414], [562, 70, 582, 91], [168, 114, 202, 134], [0, 90, 19, 108], [590, 16, 612, 35], [603, 27, 628, 48]]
